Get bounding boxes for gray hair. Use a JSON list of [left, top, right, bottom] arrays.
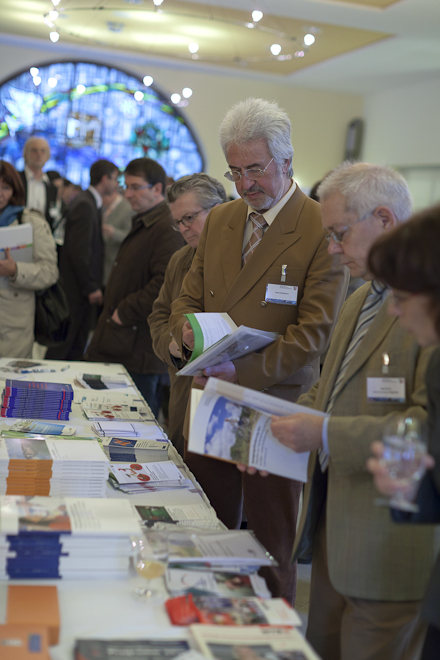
[[167, 173, 227, 208], [23, 136, 50, 161], [317, 161, 412, 222], [219, 98, 294, 178]]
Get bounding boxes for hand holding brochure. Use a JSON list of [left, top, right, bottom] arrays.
[[0, 223, 33, 288], [178, 313, 278, 377], [189, 378, 328, 482]]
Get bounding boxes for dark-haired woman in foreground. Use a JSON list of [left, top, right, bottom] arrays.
[[0, 160, 58, 357], [367, 203, 440, 660]]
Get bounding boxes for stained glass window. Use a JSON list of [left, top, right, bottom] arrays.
[[0, 61, 204, 186]]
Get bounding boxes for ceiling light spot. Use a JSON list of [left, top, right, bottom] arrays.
[[270, 44, 282, 56], [76, 84, 85, 94], [44, 17, 55, 28], [134, 91, 144, 101], [171, 93, 181, 104], [252, 10, 263, 22], [33, 76, 42, 86], [49, 31, 60, 43], [304, 33, 315, 46], [30, 67, 39, 77], [153, 0, 164, 5], [48, 10, 58, 21], [188, 42, 199, 54], [294, 50, 305, 58], [48, 77, 58, 88], [182, 87, 193, 99], [52, 0, 61, 5], [143, 75, 153, 87]]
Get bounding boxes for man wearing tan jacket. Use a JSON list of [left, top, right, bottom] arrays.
[[170, 98, 348, 604], [270, 162, 439, 660]]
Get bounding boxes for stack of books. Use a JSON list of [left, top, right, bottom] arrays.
[[0, 495, 142, 579], [101, 437, 169, 463], [0, 437, 109, 497], [1, 380, 74, 421]]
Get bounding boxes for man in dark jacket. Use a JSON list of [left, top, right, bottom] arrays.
[[85, 158, 184, 412], [46, 159, 119, 361]]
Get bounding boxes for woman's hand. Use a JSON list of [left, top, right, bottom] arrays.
[[0, 248, 17, 278]]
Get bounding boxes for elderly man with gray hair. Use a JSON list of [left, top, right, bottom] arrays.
[[170, 98, 348, 604], [269, 161, 439, 660], [149, 173, 227, 456], [19, 136, 58, 229]]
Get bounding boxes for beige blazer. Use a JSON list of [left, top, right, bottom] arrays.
[[294, 282, 440, 601], [170, 186, 348, 401], [148, 244, 195, 454]]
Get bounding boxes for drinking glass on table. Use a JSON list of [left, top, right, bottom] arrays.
[[376, 416, 427, 512], [131, 530, 169, 600]]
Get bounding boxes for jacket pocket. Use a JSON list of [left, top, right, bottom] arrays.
[[99, 318, 138, 358]]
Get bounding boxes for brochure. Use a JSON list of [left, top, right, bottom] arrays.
[[135, 503, 219, 529], [0, 223, 33, 288], [74, 639, 190, 660], [177, 313, 278, 377], [190, 625, 321, 660], [166, 569, 271, 599], [7, 420, 77, 436], [188, 378, 327, 481], [81, 402, 153, 421], [165, 594, 301, 627]]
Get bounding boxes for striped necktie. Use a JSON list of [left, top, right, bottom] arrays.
[[319, 280, 387, 471], [242, 213, 267, 265]]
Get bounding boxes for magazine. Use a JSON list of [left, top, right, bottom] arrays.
[[177, 313, 278, 377], [166, 569, 271, 599], [188, 378, 327, 481], [190, 625, 321, 660], [7, 420, 77, 436], [166, 594, 301, 627]]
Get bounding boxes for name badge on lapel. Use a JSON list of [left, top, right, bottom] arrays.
[[367, 377, 406, 403], [265, 264, 298, 305]]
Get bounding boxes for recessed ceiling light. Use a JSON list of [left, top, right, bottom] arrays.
[[270, 44, 282, 56], [252, 10, 263, 22], [33, 76, 42, 86], [304, 33, 315, 46], [49, 31, 60, 43], [143, 75, 153, 86], [134, 91, 144, 101], [182, 87, 193, 98], [171, 93, 181, 104], [188, 42, 199, 54], [30, 67, 39, 77], [76, 84, 86, 94], [48, 10, 58, 21], [48, 77, 58, 87]]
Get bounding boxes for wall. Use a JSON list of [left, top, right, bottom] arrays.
[[0, 35, 363, 192]]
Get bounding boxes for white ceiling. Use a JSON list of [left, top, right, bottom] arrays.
[[1, 0, 440, 94]]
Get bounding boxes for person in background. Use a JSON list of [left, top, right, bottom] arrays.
[[85, 158, 184, 414], [19, 137, 58, 229], [170, 98, 348, 604], [46, 159, 119, 361], [148, 173, 227, 455], [101, 187, 133, 286], [267, 162, 437, 660], [0, 160, 58, 358], [366, 203, 440, 660], [51, 178, 82, 255]]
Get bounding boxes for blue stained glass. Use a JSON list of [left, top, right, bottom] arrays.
[[0, 61, 204, 185]]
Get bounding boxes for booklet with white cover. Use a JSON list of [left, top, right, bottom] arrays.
[[177, 313, 278, 377], [189, 378, 327, 482], [0, 223, 33, 288]]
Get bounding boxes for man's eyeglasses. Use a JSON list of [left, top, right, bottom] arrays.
[[172, 208, 210, 232], [224, 158, 274, 183], [123, 183, 153, 192], [324, 209, 376, 244]]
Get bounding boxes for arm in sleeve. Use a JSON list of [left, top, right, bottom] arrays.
[[392, 472, 440, 524], [118, 227, 183, 326], [149, 251, 185, 368], [10, 213, 58, 291], [327, 345, 433, 476], [63, 199, 98, 296], [234, 239, 348, 390]]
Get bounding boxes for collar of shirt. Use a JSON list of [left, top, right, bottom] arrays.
[[88, 185, 103, 209], [246, 179, 296, 226], [24, 165, 50, 185]]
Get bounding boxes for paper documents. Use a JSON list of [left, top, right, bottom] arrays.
[[0, 223, 33, 288], [177, 313, 278, 377], [189, 378, 327, 482]]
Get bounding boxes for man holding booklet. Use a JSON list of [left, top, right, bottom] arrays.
[[170, 98, 348, 604]]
